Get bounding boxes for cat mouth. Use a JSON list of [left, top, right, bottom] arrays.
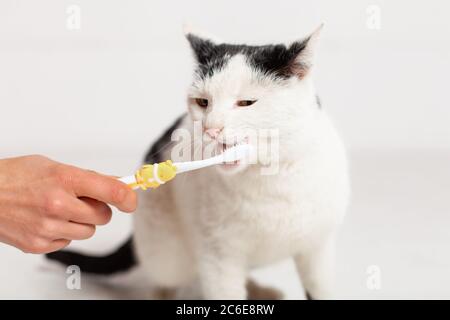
[[217, 140, 246, 169], [217, 136, 249, 152], [219, 142, 235, 152]]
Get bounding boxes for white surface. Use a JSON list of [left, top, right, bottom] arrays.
[[0, 149, 448, 299]]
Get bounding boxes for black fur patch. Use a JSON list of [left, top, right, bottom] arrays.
[[144, 113, 187, 164], [186, 34, 311, 80], [46, 237, 136, 275]]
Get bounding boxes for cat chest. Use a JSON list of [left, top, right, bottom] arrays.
[[205, 186, 306, 237]]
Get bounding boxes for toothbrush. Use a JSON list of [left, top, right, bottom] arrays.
[[119, 144, 254, 190]]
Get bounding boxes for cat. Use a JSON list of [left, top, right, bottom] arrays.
[[47, 25, 350, 300]]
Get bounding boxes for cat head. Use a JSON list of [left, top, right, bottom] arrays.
[[185, 25, 323, 174]]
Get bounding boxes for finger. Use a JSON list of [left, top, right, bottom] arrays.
[[48, 193, 113, 226], [49, 221, 96, 241], [45, 239, 72, 253], [69, 168, 137, 212], [86, 170, 119, 179], [73, 197, 112, 226]]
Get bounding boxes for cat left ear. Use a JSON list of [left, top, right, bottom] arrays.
[[288, 24, 323, 78]]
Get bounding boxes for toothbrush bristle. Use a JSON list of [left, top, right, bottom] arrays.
[[221, 144, 253, 162]]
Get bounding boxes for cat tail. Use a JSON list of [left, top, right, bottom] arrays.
[[45, 237, 136, 275]]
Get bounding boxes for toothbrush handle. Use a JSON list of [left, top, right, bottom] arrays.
[[118, 175, 140, 190]]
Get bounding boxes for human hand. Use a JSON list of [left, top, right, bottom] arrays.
[[0, 155, 137, 254]]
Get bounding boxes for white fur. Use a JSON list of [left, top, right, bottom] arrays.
[[133, 31, 350, 300]]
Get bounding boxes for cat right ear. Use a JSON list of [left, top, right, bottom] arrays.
[[183, 23, 223, 44], [185, 33, 214, 64], [183, 24, 222, 64]]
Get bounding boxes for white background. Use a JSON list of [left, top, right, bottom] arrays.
[[0, 0, 449, 299], [1, 0, 449, 156]]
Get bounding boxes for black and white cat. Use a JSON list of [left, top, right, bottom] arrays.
[[47, 25, 350, 300]]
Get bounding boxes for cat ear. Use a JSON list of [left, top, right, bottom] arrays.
[[185, 33, 215, 64], [183, 23, 222, 64], [288, 24, 323, 78], [183, 23, 223, 43]]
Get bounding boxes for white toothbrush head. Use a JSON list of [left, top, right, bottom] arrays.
[[221, 144, 254, 163], [173, 143, 255, 174]]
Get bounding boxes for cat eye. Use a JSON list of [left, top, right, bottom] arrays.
[[236, 100, 257, 107], [195, 98, 209, 108]]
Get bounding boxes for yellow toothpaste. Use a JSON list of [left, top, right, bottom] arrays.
[[128, 160, 177, 190]]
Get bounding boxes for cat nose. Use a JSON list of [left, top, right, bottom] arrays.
[[205, 128, 222, 139]]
